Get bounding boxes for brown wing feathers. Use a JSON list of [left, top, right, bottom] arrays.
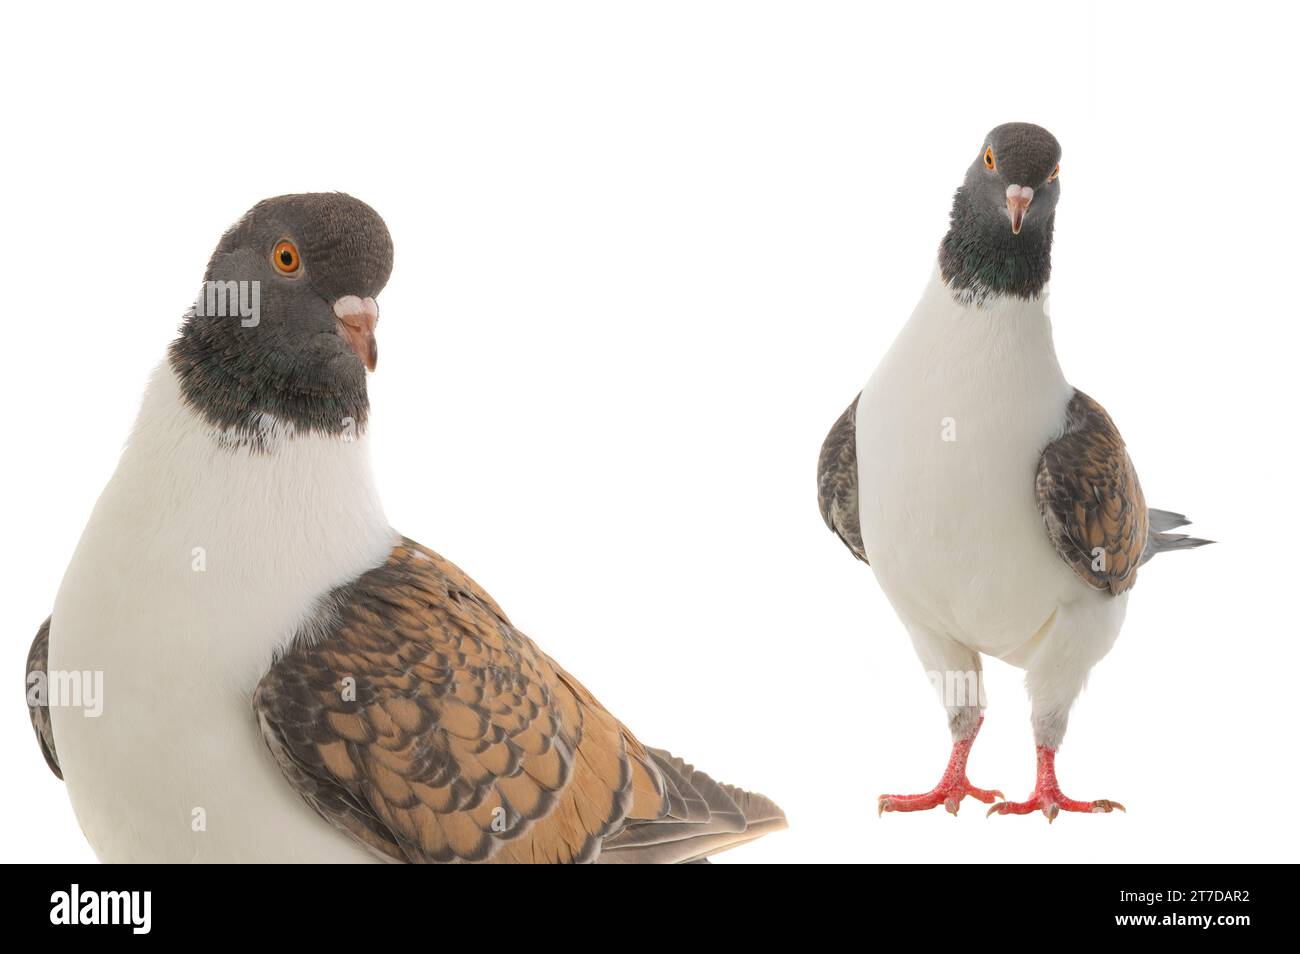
[[1036, 390, 1149, 595], [818, 394, 867, 563], [598, 749, 787, 863], [254, 539, 781, 863], [25, 617, 61, 779]]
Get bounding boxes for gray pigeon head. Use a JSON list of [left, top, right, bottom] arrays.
[[940, 123, 1063, 302], [169, 193, 394, 442]]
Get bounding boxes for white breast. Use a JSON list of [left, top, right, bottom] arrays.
[[854, 268, 1081, 659], [48, 363, 398, 862]]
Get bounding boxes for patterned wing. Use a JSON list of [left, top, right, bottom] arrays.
[[254, 539, 782, 863], [1037, 391, 1148, 595], [818, 394, 867, 563]]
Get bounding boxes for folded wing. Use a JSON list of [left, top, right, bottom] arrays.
[[254, 539, 784, 863]]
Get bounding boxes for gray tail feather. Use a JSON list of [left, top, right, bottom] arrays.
[[598, 749, 787, 864], [1148, 508, 1192, 532], [1141, 508, 1214, 566]]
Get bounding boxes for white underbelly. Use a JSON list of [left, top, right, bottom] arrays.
[[854, 274, 1080, 659], [855, 399, 1078, 657], [48, 537, 387, 863]]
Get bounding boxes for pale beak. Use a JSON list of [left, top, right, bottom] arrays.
[[333, 295, 379, 371], [1006, 184, 1034, 235]]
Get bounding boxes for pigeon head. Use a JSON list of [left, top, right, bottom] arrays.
[[939, 122, 1062, 303], [169, 193, 394, 442]]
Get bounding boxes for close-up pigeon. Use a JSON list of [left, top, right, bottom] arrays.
[[25, 193, 786, 863], [817, 123, 1212, 820]]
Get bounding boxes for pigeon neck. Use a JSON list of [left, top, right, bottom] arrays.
[[938, 189, 1054, 305], [168, 314, 369, 445]]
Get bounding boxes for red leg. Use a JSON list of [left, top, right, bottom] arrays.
[[879, 718, 1003, 816], [988, 746, 1125, 821]]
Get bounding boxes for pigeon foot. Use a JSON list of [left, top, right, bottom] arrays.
[[987, 745, 1125, 822], [878, 718, 1002, 816]]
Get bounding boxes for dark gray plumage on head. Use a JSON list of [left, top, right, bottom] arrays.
[[939, 122, 1062, 302], [169, 193, 394, 440]]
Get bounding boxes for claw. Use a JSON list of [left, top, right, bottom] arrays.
[[989, 747, 1126, 822], [877, 719, 1000, 817], [986, 802, 1007, 818]]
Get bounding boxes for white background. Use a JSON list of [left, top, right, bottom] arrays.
[[2, 1, 1296, 864]]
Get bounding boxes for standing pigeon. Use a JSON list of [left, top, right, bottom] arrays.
[[818, 124, 1211, 820], [26, 193, 785, 862]]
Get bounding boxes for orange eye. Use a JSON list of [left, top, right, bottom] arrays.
[[1047, 163, 1060, 182], [272, 240, 300, 274], [983, 146, 996, 170]]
